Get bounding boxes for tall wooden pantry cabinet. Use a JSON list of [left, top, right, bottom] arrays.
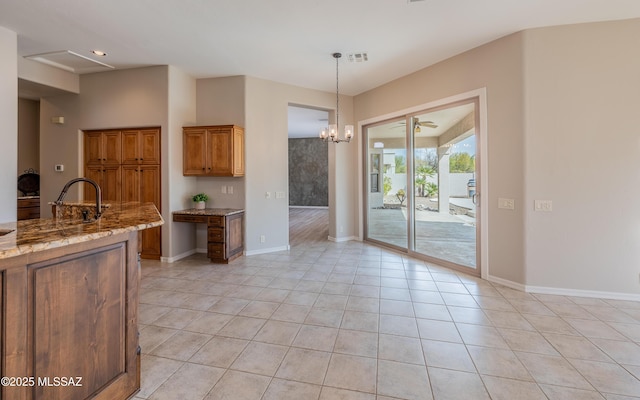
[[84, 128, 162, 259]]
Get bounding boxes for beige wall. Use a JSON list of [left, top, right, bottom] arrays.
[[0, 26, 17, 222], [355, 32, 527, 284], [523, 19, 640, 295], [355, 18, 640, 297], [195, 76, 246, 210], [167, 65, 198, 260], [191, 76, 246, 251], [18, 98, 40, 176], [244, 76, 356, 253]]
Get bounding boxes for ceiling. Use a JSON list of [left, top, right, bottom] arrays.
[[2, 0, 640, 97], [3, 1, 640, 139]]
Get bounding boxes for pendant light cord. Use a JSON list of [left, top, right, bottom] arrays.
[[334, 52, 341, 130]]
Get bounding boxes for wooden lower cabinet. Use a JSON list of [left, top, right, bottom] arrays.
[[207, 214, 244, 263], [173, 211, 244, 263], [0, 232, 140, 400], [17, 198, 40, 220]]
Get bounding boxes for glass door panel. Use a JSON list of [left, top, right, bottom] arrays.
[[364, 118, 408, 250], [411, 102, 477, 269]]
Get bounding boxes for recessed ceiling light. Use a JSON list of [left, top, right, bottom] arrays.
[[92, 50, 107, 56]]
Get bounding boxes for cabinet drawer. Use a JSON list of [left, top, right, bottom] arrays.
[[208, 227, 224, 242], [207, 215, 225, 227], [207, 243, 225, 259], [173, 214, 208, 223]]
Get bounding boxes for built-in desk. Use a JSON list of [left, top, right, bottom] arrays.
[[173, 208, 244, 263]]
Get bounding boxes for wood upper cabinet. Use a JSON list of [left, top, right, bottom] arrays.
[[85, 131, 122, 165], [122, 129, 160, 165], [183, 125, 244, 177]]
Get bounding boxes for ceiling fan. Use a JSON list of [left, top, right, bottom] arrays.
[[413, 117, 438, 133]]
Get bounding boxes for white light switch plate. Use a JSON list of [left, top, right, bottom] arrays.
[[534, 200, 553, 211], [498, 198, 514, 210]]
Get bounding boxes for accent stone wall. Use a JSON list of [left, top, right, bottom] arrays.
[[288, 138, 328, 206]]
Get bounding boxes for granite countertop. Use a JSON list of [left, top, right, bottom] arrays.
[[173, 208, 244, 216], [0, 202, 164, 259]]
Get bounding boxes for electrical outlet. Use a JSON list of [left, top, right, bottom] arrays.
[[265, 192, 271, 199], [228, 186, 233, 194], [498, 198, 514, 210], [221, 186, 227, 194], [260, 235, 265, 243], [534, 200, 553, 212], [276, 191, 285, 199]]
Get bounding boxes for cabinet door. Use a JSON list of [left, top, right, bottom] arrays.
[[32, 243, 132, 400], [84, 166, 103, 201], [121, 130, 140, 165], [121, 165, 140, 202], [139, 165, 161, 259], [232, 126, 245, 176], [102, 165, 122, 202], [207, 129, 232, 176], [140, 129, 160, 164], [85, 131, 121, 165], [84, 165, 120, 203], [85, 132, 103, 165], [102, 131, 122, 165], [183, 128, 208, 175], [122, 129, 160, 165]]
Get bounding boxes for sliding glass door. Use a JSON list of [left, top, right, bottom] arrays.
[[364, 99, 479, 272], [365, 117, 408, 251]]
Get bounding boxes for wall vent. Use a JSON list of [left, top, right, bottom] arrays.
[[347, 53, 368, 62], [25, 50, 114, 73]]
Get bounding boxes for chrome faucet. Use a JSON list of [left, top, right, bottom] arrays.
[[55, 177, 103, 220]]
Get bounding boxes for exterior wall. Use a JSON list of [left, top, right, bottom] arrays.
[[288, 138, 328, 207]]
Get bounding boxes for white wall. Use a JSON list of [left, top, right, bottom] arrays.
[[523, 19, 640, 296], [0, 26, 17, 222]]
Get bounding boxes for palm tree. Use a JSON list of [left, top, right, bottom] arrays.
[[415, 165, 435, 197]]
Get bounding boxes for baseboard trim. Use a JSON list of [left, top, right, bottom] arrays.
[[487, 275, 640, 302], [328, 235, 357, 243], [289, 205, 328, 209], [160, 249, 197, 263], [245, 245, 291, 256]]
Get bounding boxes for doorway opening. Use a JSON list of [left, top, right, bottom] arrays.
[[287, 105, 330, 246]]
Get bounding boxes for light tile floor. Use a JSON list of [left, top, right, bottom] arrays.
[[134, 241, 640, 400]]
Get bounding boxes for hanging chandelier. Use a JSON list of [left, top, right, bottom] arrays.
[[320, 53, 354, 143]]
